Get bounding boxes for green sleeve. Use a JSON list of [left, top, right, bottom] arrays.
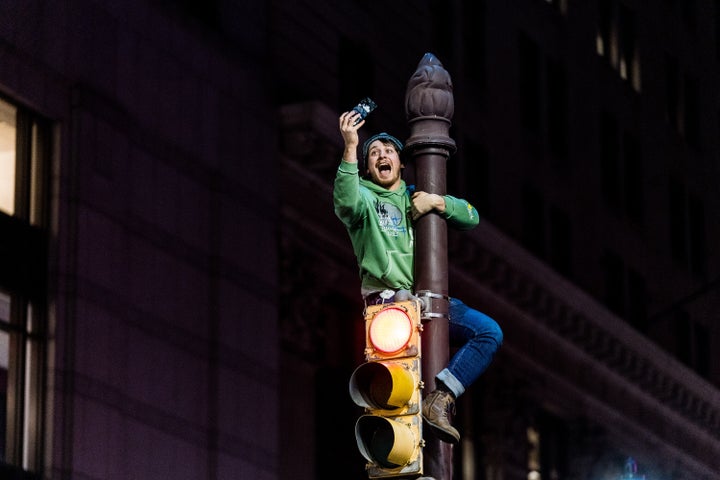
[[441, 195, 480, 231], [333, 160, 365, 227]]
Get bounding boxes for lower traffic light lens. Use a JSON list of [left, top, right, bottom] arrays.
[[355, 415, 417, 468], [370, 427, 395, 468]]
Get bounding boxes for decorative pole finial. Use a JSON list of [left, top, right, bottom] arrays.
[[405, 53, 455, 120], [404, 53, 456, 155]]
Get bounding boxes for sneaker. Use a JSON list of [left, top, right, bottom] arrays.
[[421, 389, 460, 444]]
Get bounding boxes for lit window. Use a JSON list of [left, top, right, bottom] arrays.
[[527, 426, 541, 479], [0, 96, 50, 477], [0, 98, 16, 215], [596, 1, 642, 92]]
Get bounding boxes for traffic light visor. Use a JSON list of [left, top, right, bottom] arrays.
[[355, 415, 418, 468], [349, 361, 415, 410], [368, 306, 413, 354]]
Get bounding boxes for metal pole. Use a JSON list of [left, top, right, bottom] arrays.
[[404, 53, 456, 480]]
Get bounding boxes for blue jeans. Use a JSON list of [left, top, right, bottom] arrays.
[[435, 298, 503, 398]]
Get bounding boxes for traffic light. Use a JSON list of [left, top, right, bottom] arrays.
[[349, 299, 424, 478]]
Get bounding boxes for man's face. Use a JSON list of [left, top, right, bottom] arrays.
[[366, 140, 403, 190]]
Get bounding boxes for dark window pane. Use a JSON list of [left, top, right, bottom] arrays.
[[519, 32, 541, 131], [547, 57, 568, 160], [603, 250, 624, 315], [688, 194, 706, 276], [627, 269, 647, 332], [665, 54, 680, 130], [668, 179, 687, 264], [522, 186, 545, 258], [623, 132, 643, 223], [600, 112, 621, 211], [549, 206, 572, 277], [463, 0, 486, 84]]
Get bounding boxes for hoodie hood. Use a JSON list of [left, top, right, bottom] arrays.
[[360, 177, 409, 196]]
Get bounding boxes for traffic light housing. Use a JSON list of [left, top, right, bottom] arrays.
[[349, 300, 424, 478]]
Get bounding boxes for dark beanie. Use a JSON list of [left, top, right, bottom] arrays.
[[361, 132, 404, 161]]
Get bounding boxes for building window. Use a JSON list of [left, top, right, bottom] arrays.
[[175, 0, 219, 27], [715, 0, 720, 61], [673, 310, 710, 377], [665, 54, 700, 148], [596, 0, 642, 92], [527, 412, 568, 480], [462, 0, 486, 85], [0, 96, 50, 476], [522, 186, 573, 278], [522, 185, 546, 259], [602, 250, 648, 332], [669, 179, 706, 277], [718, 108, 720, 167], [548, 206, 571, 276], [681, 0, 697, 31], [600, 111, 620, 212], [519, 32, 542, 133], [431, 0, 455, 69], [0, 100, 17, 216], [665, 53, 680, 131], [543, 0, 568, 15], [527, 426, 541, 480], [518, 32, 569, 164], [450, 138, 489, 217], [546, 57, 568, 162], [599, 111, 644, 223], [623, 133, 643, 223], [682, 73, 700, 148]]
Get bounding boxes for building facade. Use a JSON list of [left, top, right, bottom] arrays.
[[275, 1, 720, 479], [0, 1, 718, 480], [1, 1, 278, 479]]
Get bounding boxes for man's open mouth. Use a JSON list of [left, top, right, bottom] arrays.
[[378, 163, 391, 173]]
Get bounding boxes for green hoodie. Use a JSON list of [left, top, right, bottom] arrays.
[[333, 160, 479, 295]]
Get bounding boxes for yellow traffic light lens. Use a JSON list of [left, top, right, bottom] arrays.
[[355, 415, 417, 468], [349, 361, 415, 410], [368, 307, 413, 354]]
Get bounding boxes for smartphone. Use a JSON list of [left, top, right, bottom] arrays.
[[352, 97, 377, 125]]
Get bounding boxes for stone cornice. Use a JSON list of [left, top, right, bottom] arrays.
[[450, 221, 720, 476]]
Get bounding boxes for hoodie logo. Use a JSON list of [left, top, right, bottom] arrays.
[[375, 201, 406, 237]]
